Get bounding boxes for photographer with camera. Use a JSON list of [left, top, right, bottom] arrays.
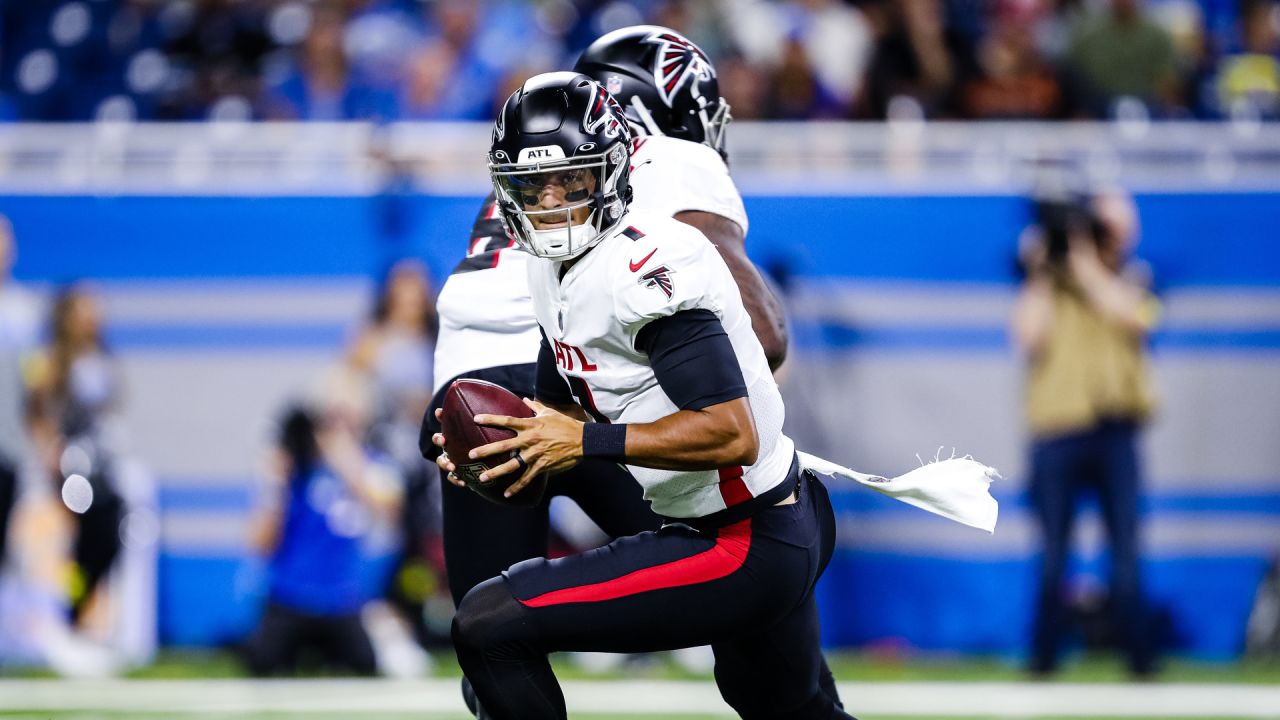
[[1012, 188, 1161, 679]]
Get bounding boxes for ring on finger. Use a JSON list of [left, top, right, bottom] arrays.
[[514, 452, 528, 472]]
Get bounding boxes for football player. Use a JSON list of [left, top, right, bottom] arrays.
[[433, 73, 853, 720], [574, 25, 787, 370], [420, 26, 801, 718]]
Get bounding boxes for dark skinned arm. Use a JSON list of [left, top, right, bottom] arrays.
[[675, 210, 788, 371], [612, 396, 758, 470]]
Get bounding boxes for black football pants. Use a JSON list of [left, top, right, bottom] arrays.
[[452, 468, 854, 720], [440, 458, 663, 605]]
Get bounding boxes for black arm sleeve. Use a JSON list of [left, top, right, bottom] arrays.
[[536, 332, 575, 405], [635, 309, 748, 411]]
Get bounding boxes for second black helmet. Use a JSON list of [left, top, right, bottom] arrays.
[[574, 25, 731, 157]]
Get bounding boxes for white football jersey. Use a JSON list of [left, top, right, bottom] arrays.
[[432, 137, 747, 392], [527, 210, 793, 519], [432, 204, 540, 393], [629, 135, 748, 235]]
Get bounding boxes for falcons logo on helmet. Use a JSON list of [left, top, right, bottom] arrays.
[[639, 265, 674, 298], [644, 30, 714, 107], [582, 84, 627, 139]]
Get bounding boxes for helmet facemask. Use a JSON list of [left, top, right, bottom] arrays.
[[698, 95, 732, 157], [491, 143, 629, 260], [616, 76, 732, 158]]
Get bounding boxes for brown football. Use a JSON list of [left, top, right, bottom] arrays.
[[440, 379, 548, 508]]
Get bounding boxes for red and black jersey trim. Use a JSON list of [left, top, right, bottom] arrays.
[[621, 226, 645, 242], [679, 455, 800, 532], [468, 193, 504, 247], [452, 237, 517, 275], [452, 193, 515, 275]]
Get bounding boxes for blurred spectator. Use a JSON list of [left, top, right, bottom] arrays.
[[1212, 0, 1280, 118], [342, 0, 425, 99], [1011, 188, 1160, 679], [717, 53, 770, 120], [861, 0, 959, 118], [404, 0, 533, 120], [1246, 555, 1280, 657], [1066, 0, 1181, 116], [766, 35, 844, 118], [392, 39, 461, 120], [158, 0, 275, 120], [244, 367, 403, 676], [349, 260, 437, 473], [1026, 0, 1088, 60], [794, 0, 875, 113], [346, 259, 442, 647], [25, 284, 126, 624], [959, 0, 1072, 119], [0, 217, 41, 568], [262, 3, 378, 121]]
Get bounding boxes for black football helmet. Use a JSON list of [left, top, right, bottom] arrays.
[[489, 72, 633, 260], [574, 25, 730, 156]]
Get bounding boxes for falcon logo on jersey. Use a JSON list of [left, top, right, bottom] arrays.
[[644, 30, 714, 107], [582, 85, 627, 140], [639, 265, 674, 299]]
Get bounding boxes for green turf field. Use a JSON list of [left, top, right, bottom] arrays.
[[3, 651, 1278, 719], [109, 648, 1280, 684]]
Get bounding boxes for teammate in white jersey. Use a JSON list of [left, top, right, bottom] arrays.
[[575, 25, 786, 369], [433, 73, 852, 720]]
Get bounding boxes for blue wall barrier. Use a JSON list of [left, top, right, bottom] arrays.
[[9, 193, 1280, 287]]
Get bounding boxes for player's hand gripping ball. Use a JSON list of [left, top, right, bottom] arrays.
[[440, 379, 548, 508]]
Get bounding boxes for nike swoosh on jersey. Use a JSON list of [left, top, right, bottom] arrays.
[[629, 248, 658, 273]]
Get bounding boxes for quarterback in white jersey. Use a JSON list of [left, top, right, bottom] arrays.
[[525, 209, 791, 517], [522, 207, 788, 515], [433, 72, 852, 720]]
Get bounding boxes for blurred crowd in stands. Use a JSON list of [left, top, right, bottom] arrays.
[[1, 0, 1278, 126]]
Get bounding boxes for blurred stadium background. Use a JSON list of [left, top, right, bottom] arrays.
[[1, 0, 1279, 717]]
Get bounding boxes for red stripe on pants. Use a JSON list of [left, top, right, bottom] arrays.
[[519, 519, 752, 608]]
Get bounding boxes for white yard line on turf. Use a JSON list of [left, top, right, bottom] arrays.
[[0, 679, 1278, 717]]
